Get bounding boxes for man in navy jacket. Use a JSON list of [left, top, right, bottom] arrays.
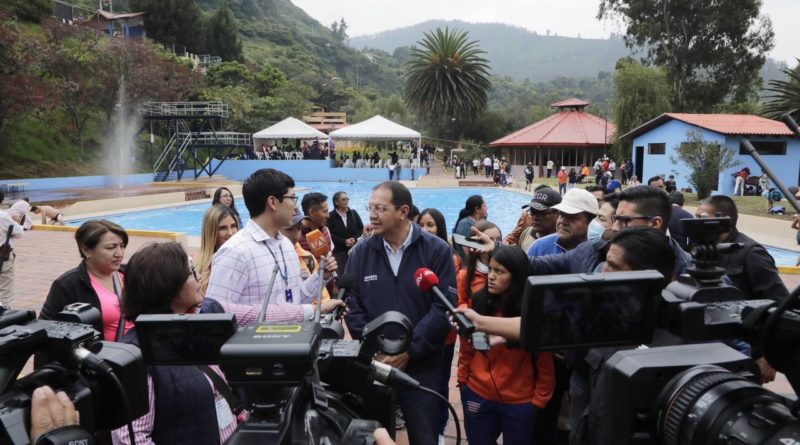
[[345, 181, 456, 445]]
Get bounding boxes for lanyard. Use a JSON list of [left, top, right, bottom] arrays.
[[264, 240, 288, 285]]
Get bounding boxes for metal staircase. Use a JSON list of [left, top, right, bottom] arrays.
[[140, 102, 252, 181]]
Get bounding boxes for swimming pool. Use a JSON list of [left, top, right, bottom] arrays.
[[67, 182, 533, 240], [67, 181, 800, 266]]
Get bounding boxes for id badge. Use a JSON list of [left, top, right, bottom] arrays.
[[285, 288, 293, 303], [215, 396, 235, 430]]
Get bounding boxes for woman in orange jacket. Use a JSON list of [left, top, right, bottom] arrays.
[[457, 244, 555, 444]]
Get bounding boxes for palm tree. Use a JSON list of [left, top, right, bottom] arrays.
[[763, 59, 800, 122], [403, 27, 491, 139]]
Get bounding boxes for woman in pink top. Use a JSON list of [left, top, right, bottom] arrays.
[[40, 220, 133, 340]]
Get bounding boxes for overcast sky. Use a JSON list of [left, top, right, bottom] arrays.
[[290, 0, 798, 64]]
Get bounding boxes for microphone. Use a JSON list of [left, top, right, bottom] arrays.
[[314, 257, 326, 323], [258, 264, 281, 323], [414, 268, 474, 337], [371, 360, 420, 390], [306, 228, 337, 278], [332, 274, 354, 321]]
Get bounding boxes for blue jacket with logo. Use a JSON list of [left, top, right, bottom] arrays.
[[345, 223, 457, 372]]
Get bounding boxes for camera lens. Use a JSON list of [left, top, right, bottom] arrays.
[[656, 365, 799, 445]]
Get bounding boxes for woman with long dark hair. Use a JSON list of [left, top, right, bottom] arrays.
[[415, 208, 447, 243], [457, 245, 554, 444], [212, 187, 241, 224], [452, 195, 487, 262]]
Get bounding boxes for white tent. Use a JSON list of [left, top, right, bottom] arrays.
[[253, 117, 327, 140], [329, 115, 421, 140]]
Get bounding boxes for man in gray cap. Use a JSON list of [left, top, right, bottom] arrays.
[[527, 188, 599, 256], [504, 186, 562, 252]]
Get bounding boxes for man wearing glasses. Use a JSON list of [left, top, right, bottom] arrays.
[[612, 185, 691, 279], [504, 186, 561, 252], [206, 168, 343, 322], [345, 181, 456, 445]]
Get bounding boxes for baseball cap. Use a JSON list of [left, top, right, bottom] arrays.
[[291, 207, 309, 226], [552, 189, 599, 215], [522, 187, 562, 212]]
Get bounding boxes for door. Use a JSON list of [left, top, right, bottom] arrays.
[[635, 146, 644, 179]]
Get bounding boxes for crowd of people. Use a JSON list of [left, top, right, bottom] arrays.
[[0, 164, 793, 445]]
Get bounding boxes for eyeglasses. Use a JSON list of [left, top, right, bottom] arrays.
[[280, 195, 299, 202], [339, 197, 349, 201], [366, 204, 396, 214], [611, 215, 656, 227]]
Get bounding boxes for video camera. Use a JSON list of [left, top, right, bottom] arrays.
[[133, 308, 416, 445], [0, 303, 148, 445], [519, 216, 800, 444]]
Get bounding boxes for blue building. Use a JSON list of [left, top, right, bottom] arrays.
[[623, 113, 799, 195]]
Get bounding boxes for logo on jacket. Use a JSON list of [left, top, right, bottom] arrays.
[[364, 274, 378, 282]]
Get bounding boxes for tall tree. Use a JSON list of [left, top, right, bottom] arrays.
[[403, 27, 491, 139], [129, 0, 207, 54], [598, 0, 774, 112], [612, 58, 671, 158], [763, 60, 800, 123], [207, 0, 243, 62]]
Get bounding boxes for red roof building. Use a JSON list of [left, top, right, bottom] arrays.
[[489, 98, 615, 171], [622, 113, 794, 139]]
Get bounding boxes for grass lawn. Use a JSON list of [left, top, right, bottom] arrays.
[[527, 176, 795, 221]]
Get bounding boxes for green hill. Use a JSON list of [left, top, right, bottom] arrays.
[[350, 20, 631, 82]]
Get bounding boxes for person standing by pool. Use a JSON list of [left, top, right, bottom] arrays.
[[40, 220, 132, 341], [345, 181, 456, 445], [297, 193, 333, 258], [205, 169, 343, 321], [327, 191, 364, 276], [457, 245, 554, 445], [453, 195, 488, 263], [212, 187, 241, 225], [195, 204, 239, 296], [0, 191, 23, 306], [8, 198, 31, 230]]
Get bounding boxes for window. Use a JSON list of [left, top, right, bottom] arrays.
[[739, 140, 786, 156], [648, 143, 666, 155]]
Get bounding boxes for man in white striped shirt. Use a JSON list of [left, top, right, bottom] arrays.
[[205, 169, 343, 321]]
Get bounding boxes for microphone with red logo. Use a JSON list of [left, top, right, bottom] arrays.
[[414, 268, 474, 337]]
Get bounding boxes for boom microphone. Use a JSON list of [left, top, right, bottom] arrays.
[[414, 268, 475, 337]]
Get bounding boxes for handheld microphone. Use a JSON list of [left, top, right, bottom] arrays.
[[332, 274, 354, 321], [414, 268, 474, 337], [307, 228, 338, 278]]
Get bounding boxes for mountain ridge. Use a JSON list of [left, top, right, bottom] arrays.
[[350, 19, 631, 82]]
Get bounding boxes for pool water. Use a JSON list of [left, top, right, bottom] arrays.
[[67, 182, 533, 240], [67, 181, 800, 266]]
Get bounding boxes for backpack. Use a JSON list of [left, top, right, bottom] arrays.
[[768, 205, 786, 214]]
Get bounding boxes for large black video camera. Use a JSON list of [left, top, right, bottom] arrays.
[[0, 303, 148, 445], [519, 217, 800, 444], [133, 309, 415, 445]]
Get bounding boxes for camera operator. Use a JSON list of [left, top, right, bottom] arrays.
[[695, 195, 787, 382], [30, 385, 86, 445], [345, 181, 456, 445], [114, 243, 244, 445]]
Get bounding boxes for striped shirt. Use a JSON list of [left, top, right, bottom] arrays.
[[205, 221, 324, 321], [110, 365, 237, 445]]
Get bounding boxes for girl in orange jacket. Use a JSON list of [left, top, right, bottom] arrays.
[[457, 245, 555, 444]]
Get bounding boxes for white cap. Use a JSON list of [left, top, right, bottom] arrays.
[[552, 188, 599, 215]]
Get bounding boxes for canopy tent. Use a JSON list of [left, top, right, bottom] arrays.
[[253, 117, 328, 140], [329, 115, 420, 140]]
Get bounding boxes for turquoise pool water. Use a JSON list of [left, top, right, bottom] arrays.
[[67, 182, 533, 240], [67, 181, 800, 266]]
